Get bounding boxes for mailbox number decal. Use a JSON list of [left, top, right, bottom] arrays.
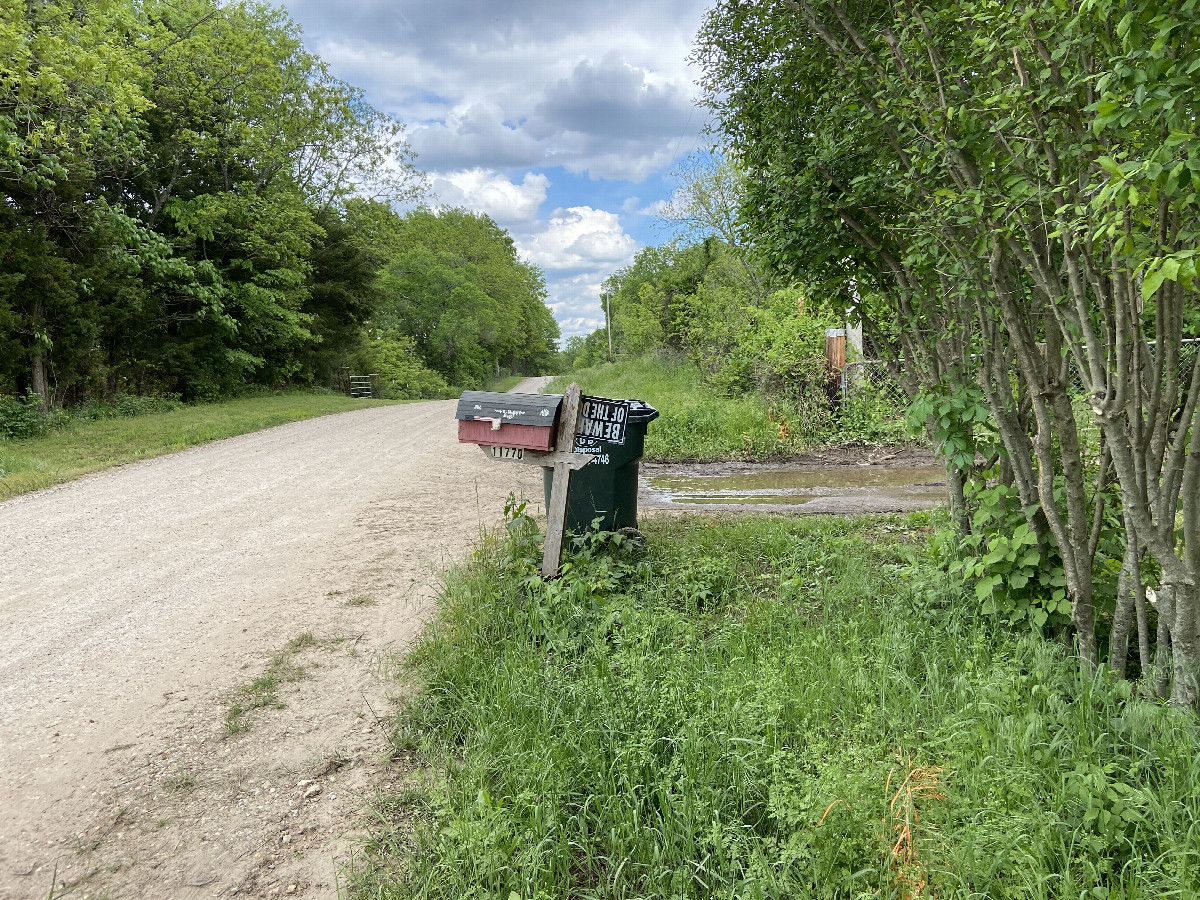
[[490, 446, 524, 460], [578, 396, 629, 445]]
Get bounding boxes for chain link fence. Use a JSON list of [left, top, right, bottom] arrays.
[[841, 340, 1197, 423], [842, 360, 911, 418], [1066, 338, 1199, 398]]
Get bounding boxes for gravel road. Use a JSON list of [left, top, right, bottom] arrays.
[[0, 380, 550, 898]]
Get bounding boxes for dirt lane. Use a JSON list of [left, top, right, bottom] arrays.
[[0, 386, 547, 898]]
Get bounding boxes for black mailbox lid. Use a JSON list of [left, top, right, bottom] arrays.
[[455, 391, 562, 427]]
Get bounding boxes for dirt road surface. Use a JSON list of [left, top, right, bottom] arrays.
[[0, 380, 550, 899]]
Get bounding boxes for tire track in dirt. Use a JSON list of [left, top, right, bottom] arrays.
[[0, 389, 547, 899]]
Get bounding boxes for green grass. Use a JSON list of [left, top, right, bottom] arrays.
[[224, 632, 320, 734], [352, 513, 1200, 898], [0, 393, 398, 501], [547, 356, 811, 460]]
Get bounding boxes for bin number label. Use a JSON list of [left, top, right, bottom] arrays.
[[490, 446, 524, 460], [577, 396, 629, 445]]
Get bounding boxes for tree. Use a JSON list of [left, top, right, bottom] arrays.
[[698, 0, 1200, 702], [375, 208, 559, 389], [0, 0, 424, 403]]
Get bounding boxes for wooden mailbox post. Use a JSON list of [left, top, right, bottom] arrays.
[[456, 383, 593, 577]]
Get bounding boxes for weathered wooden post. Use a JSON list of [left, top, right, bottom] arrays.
[[455, 383, 593, 578], [825, 327, 847, 407], [541, 383, 582, 576]]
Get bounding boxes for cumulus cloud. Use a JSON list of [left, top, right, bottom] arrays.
[[517, 207, 637, 273], [431, 169, 549, 223], [283, 0, 710, 181], [510, 208, 637, 338], [545, 274, 611, 338], [279, 0, 709, 339]]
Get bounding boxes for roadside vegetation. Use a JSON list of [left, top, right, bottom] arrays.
[[353, 512, 1200, 898], [547, 0, 1200, 703], [549, 354, 909, 460], [693, 1, 1200, 701], [0, 393, 394, 501], [1, 0, 558, 415], [224, 632, 321, 734], [547, 356, 809, 460]]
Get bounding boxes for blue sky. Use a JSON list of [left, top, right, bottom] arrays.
[[278, 0, 713, 340]]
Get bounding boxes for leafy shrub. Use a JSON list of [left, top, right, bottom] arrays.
[[0, 393, 49, 440], [65, 393, 184, 423], [359, 328, 453, 399], [909, 384, 1125, 639], [114, 393, 183, 417], [954, 487, 1070, 628]]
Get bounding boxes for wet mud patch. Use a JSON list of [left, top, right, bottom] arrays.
[[641, 445, 945, 515]]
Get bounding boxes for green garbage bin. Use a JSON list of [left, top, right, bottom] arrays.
[[543, 399, 659, 533]]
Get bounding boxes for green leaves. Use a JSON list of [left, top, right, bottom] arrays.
[[0, 0, 434, 400], [372, 208, 558, 390], [1140, 253, 1197, 299]]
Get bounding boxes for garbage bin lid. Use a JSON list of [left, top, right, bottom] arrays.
[[626, 399, 659, 423]]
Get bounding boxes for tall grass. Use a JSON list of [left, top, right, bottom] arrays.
[[353, 513, 1200, 898], [0, 393, 397, 500], [547, 356, 812, 460]]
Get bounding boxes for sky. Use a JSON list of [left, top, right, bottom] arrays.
[[278, 0, 714, 341]]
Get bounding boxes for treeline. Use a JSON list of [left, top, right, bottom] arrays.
[[369, 209, 559, 398], [0, 0, 557, 409], [698, 1, 1200, 703], [567, 238, 839, 404]]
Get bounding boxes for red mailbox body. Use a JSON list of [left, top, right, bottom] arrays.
[[455, 391, 562, 451]]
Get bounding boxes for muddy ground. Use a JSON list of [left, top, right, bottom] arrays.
[[640, 445, 944, 515]]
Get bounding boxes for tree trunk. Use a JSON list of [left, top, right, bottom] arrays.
[[944, 463, 970, 535], [31, 353, 48, 410], [1169, 581, 1199, 708], [29, 300, 49, 410], [1134, 584, 1153, 686], [1156, 584, 1174, 700], [1110, 533, 1140, 678]]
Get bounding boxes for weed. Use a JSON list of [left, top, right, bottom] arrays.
[[287, 632, 318, 651], [345, 594, 377, 607], [224, 635, 320, 734], [352, 513, 1200, 899], [161, 772, 196, 792], [313, 749, 352, 776], [547, 355, 917, 461]]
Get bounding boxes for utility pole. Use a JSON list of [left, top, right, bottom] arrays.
[[605, 291, 613, 360]]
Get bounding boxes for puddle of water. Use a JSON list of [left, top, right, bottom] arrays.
[[647, 465, 946, 507]]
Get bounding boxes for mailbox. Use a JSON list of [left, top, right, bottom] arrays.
[[456, 391, 563, 451]]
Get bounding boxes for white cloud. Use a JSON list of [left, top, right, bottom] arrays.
[[284, 1, 710, 181], [278, 0, 708, 341], [517, 207, 636, 273], [622, 196, 667, 217], [431, 169, 549, 223], [546, 273, 611, 339]]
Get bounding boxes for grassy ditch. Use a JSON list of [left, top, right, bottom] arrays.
[[0, 393, 397, 501], [353, 512, 1200, 898], [484, 373, 526, 393], [547, 356, 808, 460], [547, 355, 912, 461]]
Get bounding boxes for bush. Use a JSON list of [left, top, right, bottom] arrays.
[[0, 393, 49, 440], [65, 393, 184, 423], [547, 355, 810, 459], [359, 329, 453, 400], [355, 514, 1200, 898]]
